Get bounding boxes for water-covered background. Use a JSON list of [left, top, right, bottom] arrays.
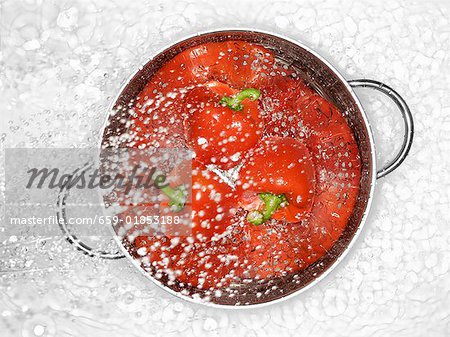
[[0, 0, 449, 336]]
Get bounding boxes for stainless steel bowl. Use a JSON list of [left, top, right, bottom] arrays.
[[58, 29, 413, 307]]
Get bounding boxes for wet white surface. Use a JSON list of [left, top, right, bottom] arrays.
[[0, 0, 449, 336]]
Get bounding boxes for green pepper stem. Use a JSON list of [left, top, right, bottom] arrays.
[[161, 185, 187, 212], [219, 88, 261, 111], [247, 193, 287, 225]]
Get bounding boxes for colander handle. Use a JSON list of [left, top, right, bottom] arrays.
[[56, 164, 126, 259], [348, 79, 414, 179]]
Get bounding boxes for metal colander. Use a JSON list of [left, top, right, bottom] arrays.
[[58, 29, 413, 307]]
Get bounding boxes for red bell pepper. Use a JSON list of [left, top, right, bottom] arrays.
[[130, 41, 274, 151], [134, 161, 242, 289], [158, 159, 237, 241], [237, 136, 316, 225], [184, 81, 263, 169]]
